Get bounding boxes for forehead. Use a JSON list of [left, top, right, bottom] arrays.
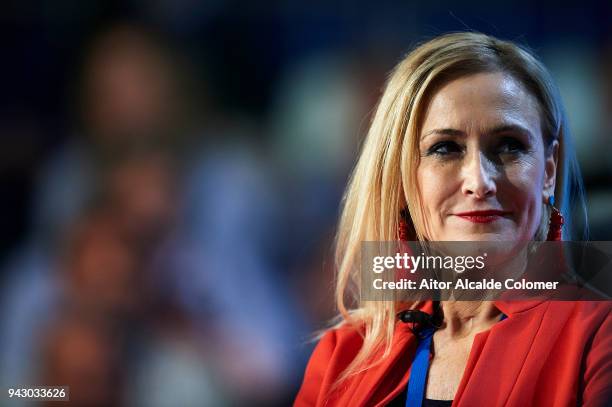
[[420, 72, 541, 137]]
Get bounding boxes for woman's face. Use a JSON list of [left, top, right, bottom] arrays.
[[416, 72, 557, 241]]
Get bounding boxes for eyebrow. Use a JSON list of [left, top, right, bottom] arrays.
[[421, 124, 534, 141]]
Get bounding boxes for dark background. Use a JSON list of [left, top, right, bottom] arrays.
[[1, 1, 610, 405]]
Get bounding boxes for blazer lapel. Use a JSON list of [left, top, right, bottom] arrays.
[[454, 299, 559, 406], [345, 301, 435, 406]]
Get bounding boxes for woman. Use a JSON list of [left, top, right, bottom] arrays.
[[294, 32, 611, 406]]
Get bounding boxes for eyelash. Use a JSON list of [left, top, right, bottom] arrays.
[[426, 137, 527, 157], [427, 141, 462, 156], [498, 137, 527, 154]]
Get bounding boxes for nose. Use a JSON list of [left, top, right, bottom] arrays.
[[461, 151, 497, 199]]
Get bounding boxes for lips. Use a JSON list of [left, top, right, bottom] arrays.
[[454, 210, 511, 224]]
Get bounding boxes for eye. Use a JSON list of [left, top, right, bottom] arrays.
[[427, 141, 463, 156], [497, 137, 526, 154]]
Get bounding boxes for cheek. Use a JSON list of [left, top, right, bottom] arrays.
[[417, 162, 457, 215], [503, 157, 545, 231]]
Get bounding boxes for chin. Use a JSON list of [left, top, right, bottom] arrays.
[[445, 231, 518, 242]]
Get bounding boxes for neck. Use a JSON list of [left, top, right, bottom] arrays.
[[438, 301, 501, 338]]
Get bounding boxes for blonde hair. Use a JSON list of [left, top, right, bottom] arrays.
[[331, 32, 587, 388]]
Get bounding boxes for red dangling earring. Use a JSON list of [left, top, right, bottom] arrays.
[[546, 196, 564, 241], [398, 208, 410, 241]]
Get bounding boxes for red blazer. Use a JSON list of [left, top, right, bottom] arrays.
[[295, 300, 612, 406]]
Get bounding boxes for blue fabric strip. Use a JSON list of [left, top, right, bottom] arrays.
[[405, 313, 507, 407], [405, 327, 435, 407]]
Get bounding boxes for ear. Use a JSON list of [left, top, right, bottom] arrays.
[[543, 140, 559, 200]]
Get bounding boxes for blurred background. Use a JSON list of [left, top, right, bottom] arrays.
[[0, 1, 610, 406]]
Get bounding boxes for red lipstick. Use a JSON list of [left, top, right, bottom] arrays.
[[454, 210, 511, 223]]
